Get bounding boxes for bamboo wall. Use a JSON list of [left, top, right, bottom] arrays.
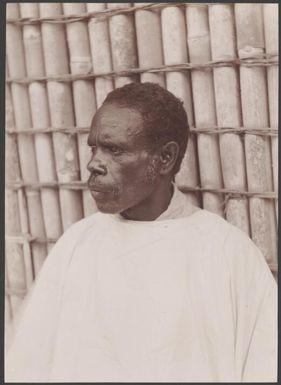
[[5, 3, 278, 338]]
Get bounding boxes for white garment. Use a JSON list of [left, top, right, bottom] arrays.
[[5, 188, 277, 382]]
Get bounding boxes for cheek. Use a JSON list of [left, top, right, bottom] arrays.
[[121, 160, 158, 194], [108, 153, 157, 190], [143, 158, 158, 183]]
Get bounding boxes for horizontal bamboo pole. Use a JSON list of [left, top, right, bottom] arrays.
[[6, 3, 190, 25], [6, 56, 277, 86], [263, 4, 278, 222], [186, 4, 224, 216], [20, 3, 63, 251], [209, 4, 250, 235], [63, 2, 97, 217], [5, 180, 277, 200], [39, 3, 83, 230], [134, 2, 165, 86], [6, 125, 278, 137], [161, 5, 199, 206], [87, 3, 114, 107], [107, 3, 138, 87], [235, 3, 277, 265], [6, 3, 47, 275]]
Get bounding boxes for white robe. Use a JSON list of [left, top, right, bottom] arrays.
[[5, 188, 277, 382]]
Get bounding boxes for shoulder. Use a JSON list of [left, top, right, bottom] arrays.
[[56, 211, 109, 244], [219, 217, 275, 290], [189, 209, 261, 257], [189, 209, 272, 276], [186, 209, 235, 241], [178, 209, 276, 298], [194, 211, 276, 300], [62, 211, 103, 235], [222, 221, 268, 269], [42, 212, 109, 268]]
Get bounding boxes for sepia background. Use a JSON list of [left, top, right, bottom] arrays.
[[5, 3, 278, 348]]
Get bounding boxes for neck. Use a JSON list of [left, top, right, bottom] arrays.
[[120, 180, 174, 221]]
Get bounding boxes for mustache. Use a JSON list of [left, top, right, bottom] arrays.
[[87, 175, 119, 196], [87, 180, 108, 192]]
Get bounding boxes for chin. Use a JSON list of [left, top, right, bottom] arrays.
[[94, 201, 121, 214]]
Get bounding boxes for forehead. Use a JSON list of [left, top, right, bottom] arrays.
[[88, 103, 145, 145]]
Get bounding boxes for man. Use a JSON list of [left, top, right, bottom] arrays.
[[5, 82, 277, 382]]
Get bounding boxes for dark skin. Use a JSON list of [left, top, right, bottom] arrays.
[[87, 102, 179, 221]]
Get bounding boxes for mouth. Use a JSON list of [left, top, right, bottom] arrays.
[[87, 174, 120, 201], [87, 179, 112, 201], [89, 187, 110, 202], [87, 178, 105, 192], [90, 187, 107, 193]]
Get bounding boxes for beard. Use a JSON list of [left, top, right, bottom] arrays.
[[143, 158, 159, 185]]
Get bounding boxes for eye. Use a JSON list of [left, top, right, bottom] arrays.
[[108, 146, 123, 155]]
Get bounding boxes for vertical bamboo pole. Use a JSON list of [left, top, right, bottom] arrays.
[[5, 282, 13, 354], [5, 292, 12, 331], [6, 66, 33, 289], [63, 3, 97, 217], [6, 3, 47, 274], [5, 269, 12, 326], [235, 4, 277, 266], [6, 58, 34, 288], [107, 3, 138, 88], [17, 189, 33, 289], [39, 3, 83, 230], [186, 5, 224, 216], [134, 3, 165, 86], [20, 3, 63, 250], [263, 4, 278, 221], [87, 3, 114, 107], [209, 4, 250, 235], [5, 83, 27, 320], [161, 5, 199, 206], [5, 261, 15, 354]]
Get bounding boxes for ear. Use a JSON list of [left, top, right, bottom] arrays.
[[158, 141, 179, 175]]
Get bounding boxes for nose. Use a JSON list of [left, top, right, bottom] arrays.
[[87, 152, 107, 176]]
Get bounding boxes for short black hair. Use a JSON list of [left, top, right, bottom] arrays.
[[102, 82, 189, 174]]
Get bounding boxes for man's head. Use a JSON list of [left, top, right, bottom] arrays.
[[87, 82, 189, 219], [102, 82, 189, 174]]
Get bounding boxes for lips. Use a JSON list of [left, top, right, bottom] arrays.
[[88, 184, 110, 201], [90, 186, 107, 193], [87, 178, 110, 194], [88, 184, 108, 193]]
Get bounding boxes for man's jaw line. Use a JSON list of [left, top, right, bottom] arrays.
[[120, 181, 174, 222]]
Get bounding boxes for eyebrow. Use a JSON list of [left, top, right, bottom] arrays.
[[87, 136, 126, 149]]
